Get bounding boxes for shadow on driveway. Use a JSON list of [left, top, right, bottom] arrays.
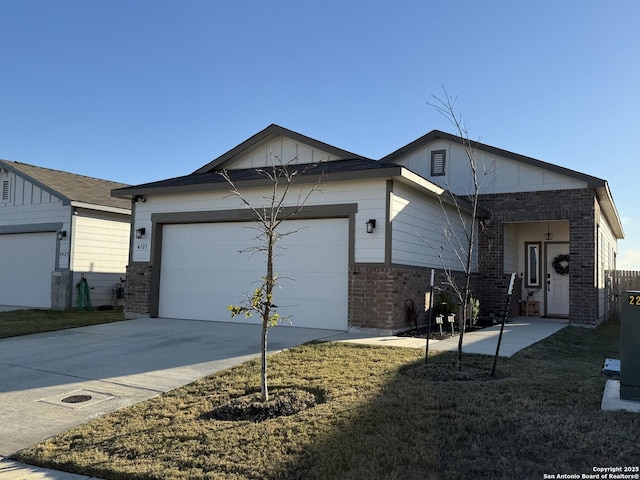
[[0, 317, 345, 456]]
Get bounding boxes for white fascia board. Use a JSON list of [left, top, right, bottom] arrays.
[[394, 167, 480, 216], [395, 167, 445, 197], [70, 201, 131, 216]]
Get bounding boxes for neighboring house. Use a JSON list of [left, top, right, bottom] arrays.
[[0, 160, 131, 309], [113, 124, 623, 331]]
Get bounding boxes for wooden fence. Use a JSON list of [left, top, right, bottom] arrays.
[[606, 270, 640, 320]]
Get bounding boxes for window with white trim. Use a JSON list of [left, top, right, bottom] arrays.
[[430, 150, 446, 176], [525, 242, 541, 288]]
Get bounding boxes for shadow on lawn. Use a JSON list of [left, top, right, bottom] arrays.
[[272, 323, 640, 480]]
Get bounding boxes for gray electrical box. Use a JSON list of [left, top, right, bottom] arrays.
[[620, 290, 640, 401]]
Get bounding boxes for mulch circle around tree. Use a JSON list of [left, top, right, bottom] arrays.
[[205, 387, 325, 422]]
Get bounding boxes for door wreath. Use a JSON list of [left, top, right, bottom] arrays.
[[552, 254, 569, 275]]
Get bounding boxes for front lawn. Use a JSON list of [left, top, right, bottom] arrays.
[[0, 308, 126, 338], [14, 321, 639, 479]]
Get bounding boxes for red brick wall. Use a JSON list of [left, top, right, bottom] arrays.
[[124, 263, 153, 318], [477, 188, 597, 325], [348, 265, 476, 332]]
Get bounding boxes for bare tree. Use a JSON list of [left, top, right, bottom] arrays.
[[425, 86, 494, 369], [221, 152, 323, 402]]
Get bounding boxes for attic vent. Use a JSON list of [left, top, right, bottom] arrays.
[[1, 179, 9, 202], [430, 150, 446, 177]]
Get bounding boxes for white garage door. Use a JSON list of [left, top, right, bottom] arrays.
[[158, 218, 349, 330], [0, 232, 57, 308]]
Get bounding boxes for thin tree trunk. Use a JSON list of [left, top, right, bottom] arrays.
[[261, 319, 268, 402], [261, 228, 275, 402]]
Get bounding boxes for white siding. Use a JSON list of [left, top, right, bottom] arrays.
[[227, 136, 341, 170], [132, 179, 388, 264], [395, 141, 588, 196], [71, 212, 130, 273], [70, 211, 130, 308], [598, 211, 618, 319], [390, 181, 477, 270]]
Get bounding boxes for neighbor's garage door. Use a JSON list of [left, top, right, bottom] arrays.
[[158, 218, 349, 330], [0, 232, 57, 308]]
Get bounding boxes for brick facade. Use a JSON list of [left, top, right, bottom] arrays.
[[477, 188, 597, 325], [124, 263, 153, 318], [349, 265, 433, 332], [348, 265, 477, 333]]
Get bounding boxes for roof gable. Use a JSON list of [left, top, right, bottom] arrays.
[[382, 129, 623, 239], [0, 160, 131, 212], [381, 129, 606, 188], [193, 124, 368, 173]]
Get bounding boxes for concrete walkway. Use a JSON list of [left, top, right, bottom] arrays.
[[0, 316, 567, 479], [337, 316, 568, 357]]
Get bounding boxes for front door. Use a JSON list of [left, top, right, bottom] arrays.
[[545, 242, 570, 317]]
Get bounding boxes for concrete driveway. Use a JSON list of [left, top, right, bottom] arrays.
[[0, 317, 348, 456]]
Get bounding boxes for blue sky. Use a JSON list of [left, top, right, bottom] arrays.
[[1, 1, 639, 267]]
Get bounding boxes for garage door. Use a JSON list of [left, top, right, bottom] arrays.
[[0, 232, 56, 308], [158, 218, 349, 330]]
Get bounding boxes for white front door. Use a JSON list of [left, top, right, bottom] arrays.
[[545, 242, 570, 317]]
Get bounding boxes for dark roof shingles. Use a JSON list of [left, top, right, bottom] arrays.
[[2, 160, 130, 210]]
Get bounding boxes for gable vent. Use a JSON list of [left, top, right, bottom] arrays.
[[430, 150, 446, 176], [1, 179, 10, 202]]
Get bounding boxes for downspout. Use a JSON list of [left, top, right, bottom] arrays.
[[69, 208, 77, 309], [596, 223, 600, 324]]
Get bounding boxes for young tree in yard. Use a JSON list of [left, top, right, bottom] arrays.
[[220, 153, 323, 402], [426, 87, 494, 370]]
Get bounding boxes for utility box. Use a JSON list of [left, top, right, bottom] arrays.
[[620, 291, 640, 401]]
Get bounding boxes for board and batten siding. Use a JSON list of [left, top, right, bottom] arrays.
[[131, 178, 388, 264], [1, 169, 59, 206], [396, 140, 589, 196], [226, 136, 342, 170], [390, 181, 477, 270], [0, 171, 71, 270]]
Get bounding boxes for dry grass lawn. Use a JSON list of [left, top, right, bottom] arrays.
[[14, 320, 640, 480], [0, 308, 125, 338]]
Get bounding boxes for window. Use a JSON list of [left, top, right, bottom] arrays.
[[525, 242, 541, 288], [1, 179, 9, 203], [430, 150, 446, 176]]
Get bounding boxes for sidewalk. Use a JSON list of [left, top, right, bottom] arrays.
[[335, 317, 568, 357], [0, 458, 102, 479]]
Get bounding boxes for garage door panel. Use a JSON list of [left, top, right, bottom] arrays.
[[0, 232, 56, 308], [159, 219, 348, 330]]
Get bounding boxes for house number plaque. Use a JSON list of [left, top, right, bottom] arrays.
[[628, 294, 640, 306]]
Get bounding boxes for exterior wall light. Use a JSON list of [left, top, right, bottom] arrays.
[[135, 227, 146, 239], [366, 219, 376, 234], [544, 222, 553, 241], [58, 230, 67, 240]]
